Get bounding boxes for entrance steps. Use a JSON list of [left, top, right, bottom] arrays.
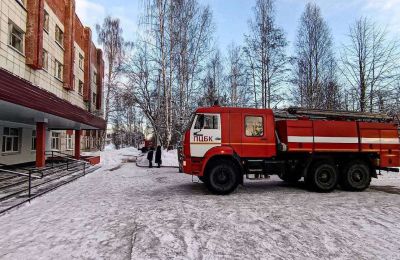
[[0, 161, 100, 215]]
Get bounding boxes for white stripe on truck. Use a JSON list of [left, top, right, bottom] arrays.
[[287, 136, 314, 143], [361, 138, 400, 145], [287, 136, 400, 144]]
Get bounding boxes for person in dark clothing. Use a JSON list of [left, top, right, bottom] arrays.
[[155, 145, 162, 168], [147, 147, 154, 168]]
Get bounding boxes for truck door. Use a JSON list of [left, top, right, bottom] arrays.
[[242, 113, 276, 158], [190, 113, 222, 157]]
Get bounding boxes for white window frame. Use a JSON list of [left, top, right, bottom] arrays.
[[78, 80, 84, 95], [31, 130, 37, 151], [43, 10, 50, 32], [8, 21, 24, 54], [92, 93, 97, 105], [51, 132, 61, 151], [93, 72, 97, 84], [85, 136, 90, 149], [42, 49, 49, 71], [55, 25, 64, 47], [79, 53, 84, 70], [54, 59, 63, 81], [66, 135, 73, 150], [2, 127, 20, 154]]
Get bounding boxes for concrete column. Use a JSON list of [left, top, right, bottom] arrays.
[[74, 130, 81, 159], [35, 122, 47, 168]]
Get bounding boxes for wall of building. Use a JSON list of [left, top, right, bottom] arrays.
[[0, 121, 43, 165], [0, 122, 101, 165], [0, 0, 104, 112], [0, 0, 105, 165]]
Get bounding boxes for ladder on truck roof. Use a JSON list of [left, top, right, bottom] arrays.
[[274, 107, 396, 123]]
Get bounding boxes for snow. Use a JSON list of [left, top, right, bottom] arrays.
[[0, 147, 400, 259]]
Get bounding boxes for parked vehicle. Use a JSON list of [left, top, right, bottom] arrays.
[[179, 105, 400, 194], [138, 140, 154, 153]]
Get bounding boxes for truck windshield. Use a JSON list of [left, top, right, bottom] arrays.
[[183, 113, 196, 132]]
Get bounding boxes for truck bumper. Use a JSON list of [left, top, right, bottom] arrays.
[[181, 157, 203, 176]]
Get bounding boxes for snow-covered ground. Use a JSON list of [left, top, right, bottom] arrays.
[[0, 148, 400, 259]]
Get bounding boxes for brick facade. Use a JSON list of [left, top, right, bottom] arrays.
[[0, 0, 105, 166], [1, 0, 104, 113], [25, 0, 44, 69]]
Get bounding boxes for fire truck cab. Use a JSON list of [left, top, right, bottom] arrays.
[[180, 105, 400, 195]]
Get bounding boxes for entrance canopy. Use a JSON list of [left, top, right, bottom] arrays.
[[0, 68, 105, 130]]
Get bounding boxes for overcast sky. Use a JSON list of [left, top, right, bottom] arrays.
[[76, 0, 400, 54]]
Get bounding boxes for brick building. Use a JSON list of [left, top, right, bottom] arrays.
[[0, 0, 106, 167]]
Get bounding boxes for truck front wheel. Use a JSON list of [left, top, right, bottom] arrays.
[[205, 159, 240, 195], [306, 160, 338, 192], [340, 160, 371, 191]]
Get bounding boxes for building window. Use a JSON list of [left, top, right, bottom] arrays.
[[66, 135, 73, 150], [78, 80, 84, 95], [54, 59, 63, 81], [2, 127, 20, 153], [85, 137, 90, 149], [79, 53, 84, 70], [93, 72, 97, 84], [8, 21, 24, 53], [43, 10, 50, 32], [42, 49, 49, 71], [32, 130, 36, 151], [92, 93, 97, 105], [51, 132, 60, 150], [245, 116, 264, 137], [55, 25, 64, 47]]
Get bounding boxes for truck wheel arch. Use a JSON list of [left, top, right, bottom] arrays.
[[201, 146, 243, 181]]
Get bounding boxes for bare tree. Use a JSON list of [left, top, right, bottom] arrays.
[[126, 0, 214, 147], [226, 44, 250, 107], [293, 3, 339, 109], [96, 16, 132, 149], [340, 17, 400, 112], [172, 0, 214, 140], [244, 0, 288, 109], [200, 50, 224, 106]]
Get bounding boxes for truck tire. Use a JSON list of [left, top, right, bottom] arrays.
[[340, 160, 371, 191], [306, 160, 338, 192], [205, 159, 240, 195]]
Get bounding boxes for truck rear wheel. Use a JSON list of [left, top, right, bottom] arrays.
[[340, 160, 371, 191], [306, 160, 338, 192], [205, 159, 240, 195]]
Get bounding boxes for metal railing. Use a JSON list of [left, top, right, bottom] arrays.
[[45, 150, 87, 173], [0, 151, 88, 200], [0, 168, 42, 198]]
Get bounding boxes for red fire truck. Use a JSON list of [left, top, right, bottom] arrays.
[[179, 105, 400, 194]]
